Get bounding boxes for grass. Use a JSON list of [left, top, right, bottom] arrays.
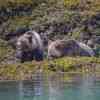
[[0, 57, 100, 80]]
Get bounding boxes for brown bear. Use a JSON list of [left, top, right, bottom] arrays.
[[48, 39, 95, 59], [16, 31, 44, 62]]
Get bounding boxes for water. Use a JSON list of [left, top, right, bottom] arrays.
[[0, 73, 100, 100]]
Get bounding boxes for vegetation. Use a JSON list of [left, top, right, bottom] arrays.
[[0, 39, 14, 63], [0, 57, 100, 80], [64, 0, 100, 12], [0, 0, 100, 36], [0, 0, 100, 80]]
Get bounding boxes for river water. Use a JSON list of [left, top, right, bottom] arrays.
[[0, 73, 100, 100]]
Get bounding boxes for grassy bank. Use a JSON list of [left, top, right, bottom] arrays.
[[0, 57, 100, 80]]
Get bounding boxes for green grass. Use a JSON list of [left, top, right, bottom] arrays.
[[0, 57, 100, 80]]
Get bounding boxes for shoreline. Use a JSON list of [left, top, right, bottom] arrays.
[[0, 57, 100, 80]]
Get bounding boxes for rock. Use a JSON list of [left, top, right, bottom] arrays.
[[48, 39, 95, 59]]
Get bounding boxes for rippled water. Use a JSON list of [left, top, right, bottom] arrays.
[[0, 73, 100, 100]]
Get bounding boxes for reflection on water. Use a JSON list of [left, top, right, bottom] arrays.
[[0, 73, 100, 100]]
